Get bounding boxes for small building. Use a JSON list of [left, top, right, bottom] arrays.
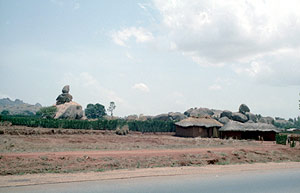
[[175, 117, 223, 138], [219, 121, 280, 141]]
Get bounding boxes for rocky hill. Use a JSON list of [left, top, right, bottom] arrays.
[[0, 98, 42, 115]]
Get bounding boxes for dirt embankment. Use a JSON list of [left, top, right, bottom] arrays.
[[0, 125, 300, 175]]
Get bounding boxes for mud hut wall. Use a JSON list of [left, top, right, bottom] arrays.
[[241, 131, 276, 141], [213, 127, 219, 138], [197, 127, 207, 137], [176, 126, 210, 137], [220, 131, 242, 139], [221, 131, 276, 141], [256, 131, 276, 141], [176, 126, 195, 137]]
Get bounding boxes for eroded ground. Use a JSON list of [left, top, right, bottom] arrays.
[[0, 125, 300, 175]]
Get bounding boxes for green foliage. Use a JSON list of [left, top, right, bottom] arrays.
[[1, 110, 10, 115], [85, 103, 106, 119], [290, 140, 296, 148], [275, 134, 287, 145], [0, 115, 175, 133], [274, 116, 300, 130], [107, 101, 116, 116], [36, 106, 57, 119], [127, 120, 176, 133], [273, 121, 295, 130]]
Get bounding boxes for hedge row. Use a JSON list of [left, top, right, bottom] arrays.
[[0, 115, 175, 132]]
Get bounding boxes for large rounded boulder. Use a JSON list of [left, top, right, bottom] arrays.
[[189, 108, 214, 118], [168, 112, 186, 121], [220, 110, 233, 119], [245, 112, 257, 123], [239, 104, 250, 114], [54, 101, 84, 120], [231, 112, 248, 123], [218, 116, 230, 124], [152, 113, 170, 121]]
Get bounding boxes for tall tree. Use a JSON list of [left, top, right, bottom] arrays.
[[107, 101, 116, 116], [85, 103, 106, 119]]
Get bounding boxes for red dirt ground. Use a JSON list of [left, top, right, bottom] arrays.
[[0, 125, 300, 175]]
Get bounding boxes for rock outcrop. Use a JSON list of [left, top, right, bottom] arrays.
[[184, 108, 214, 118], [54, 101, 84, 119], [56, 85, 73, 105], [219, 117, 230, 124], [239, 104, 250, 114], [245, 112, 257, 123], [54, 85, 85, 120], [231, 112, 248, 123], [258, 116, 274, 124], [168, 112, 186, 121], [125, 114, 139, 121], [152, 113, 170, 121], [220, 110, 233, 119]]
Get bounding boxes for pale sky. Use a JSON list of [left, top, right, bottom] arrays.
[[0, 0, 300, 119]]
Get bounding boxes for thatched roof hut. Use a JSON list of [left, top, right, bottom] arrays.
[[219, 121, 280, 141], [175, 117, 223, 138]]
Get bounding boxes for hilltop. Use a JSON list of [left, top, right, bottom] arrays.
[[0, 98, 42, 116]]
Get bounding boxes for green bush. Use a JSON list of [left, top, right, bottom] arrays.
[[275, 134, 287, 145], [290, 140, 296, 148], [36, 106, 57, 119]]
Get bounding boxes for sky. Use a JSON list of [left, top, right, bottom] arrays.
[[0, 0, 300, 119]]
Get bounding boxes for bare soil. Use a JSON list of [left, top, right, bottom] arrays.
[[0, 125, 300, 175]]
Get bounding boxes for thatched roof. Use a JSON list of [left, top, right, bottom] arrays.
[[175, 117, 223, 128], [219, 121, 280, 132]]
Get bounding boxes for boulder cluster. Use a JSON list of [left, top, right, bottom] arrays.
[[183, 104, 276, 126], [56, 85, 73, 105], [54, 85, 85, 120], [123, 104, 273, 124]]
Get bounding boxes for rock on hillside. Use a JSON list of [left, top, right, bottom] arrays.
[[0, 98, 42, 115]]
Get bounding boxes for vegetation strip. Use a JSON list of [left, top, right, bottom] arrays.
[[0, 115, 175, 132]]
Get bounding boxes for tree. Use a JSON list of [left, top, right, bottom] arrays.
[[85, 103, 106, 119], [1, 110, 10, 115], [36, 106, 57, 119], [107, 101, 116, 116]]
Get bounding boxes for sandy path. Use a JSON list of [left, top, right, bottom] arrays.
[[1, 162, 299, 188], [0, 145, 284, 158]]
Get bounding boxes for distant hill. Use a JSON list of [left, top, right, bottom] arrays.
[[0, 98, 42, 116]]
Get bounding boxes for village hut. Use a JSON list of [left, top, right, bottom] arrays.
[[219, 121, 280, 141], [175, 117, 223, 138]]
